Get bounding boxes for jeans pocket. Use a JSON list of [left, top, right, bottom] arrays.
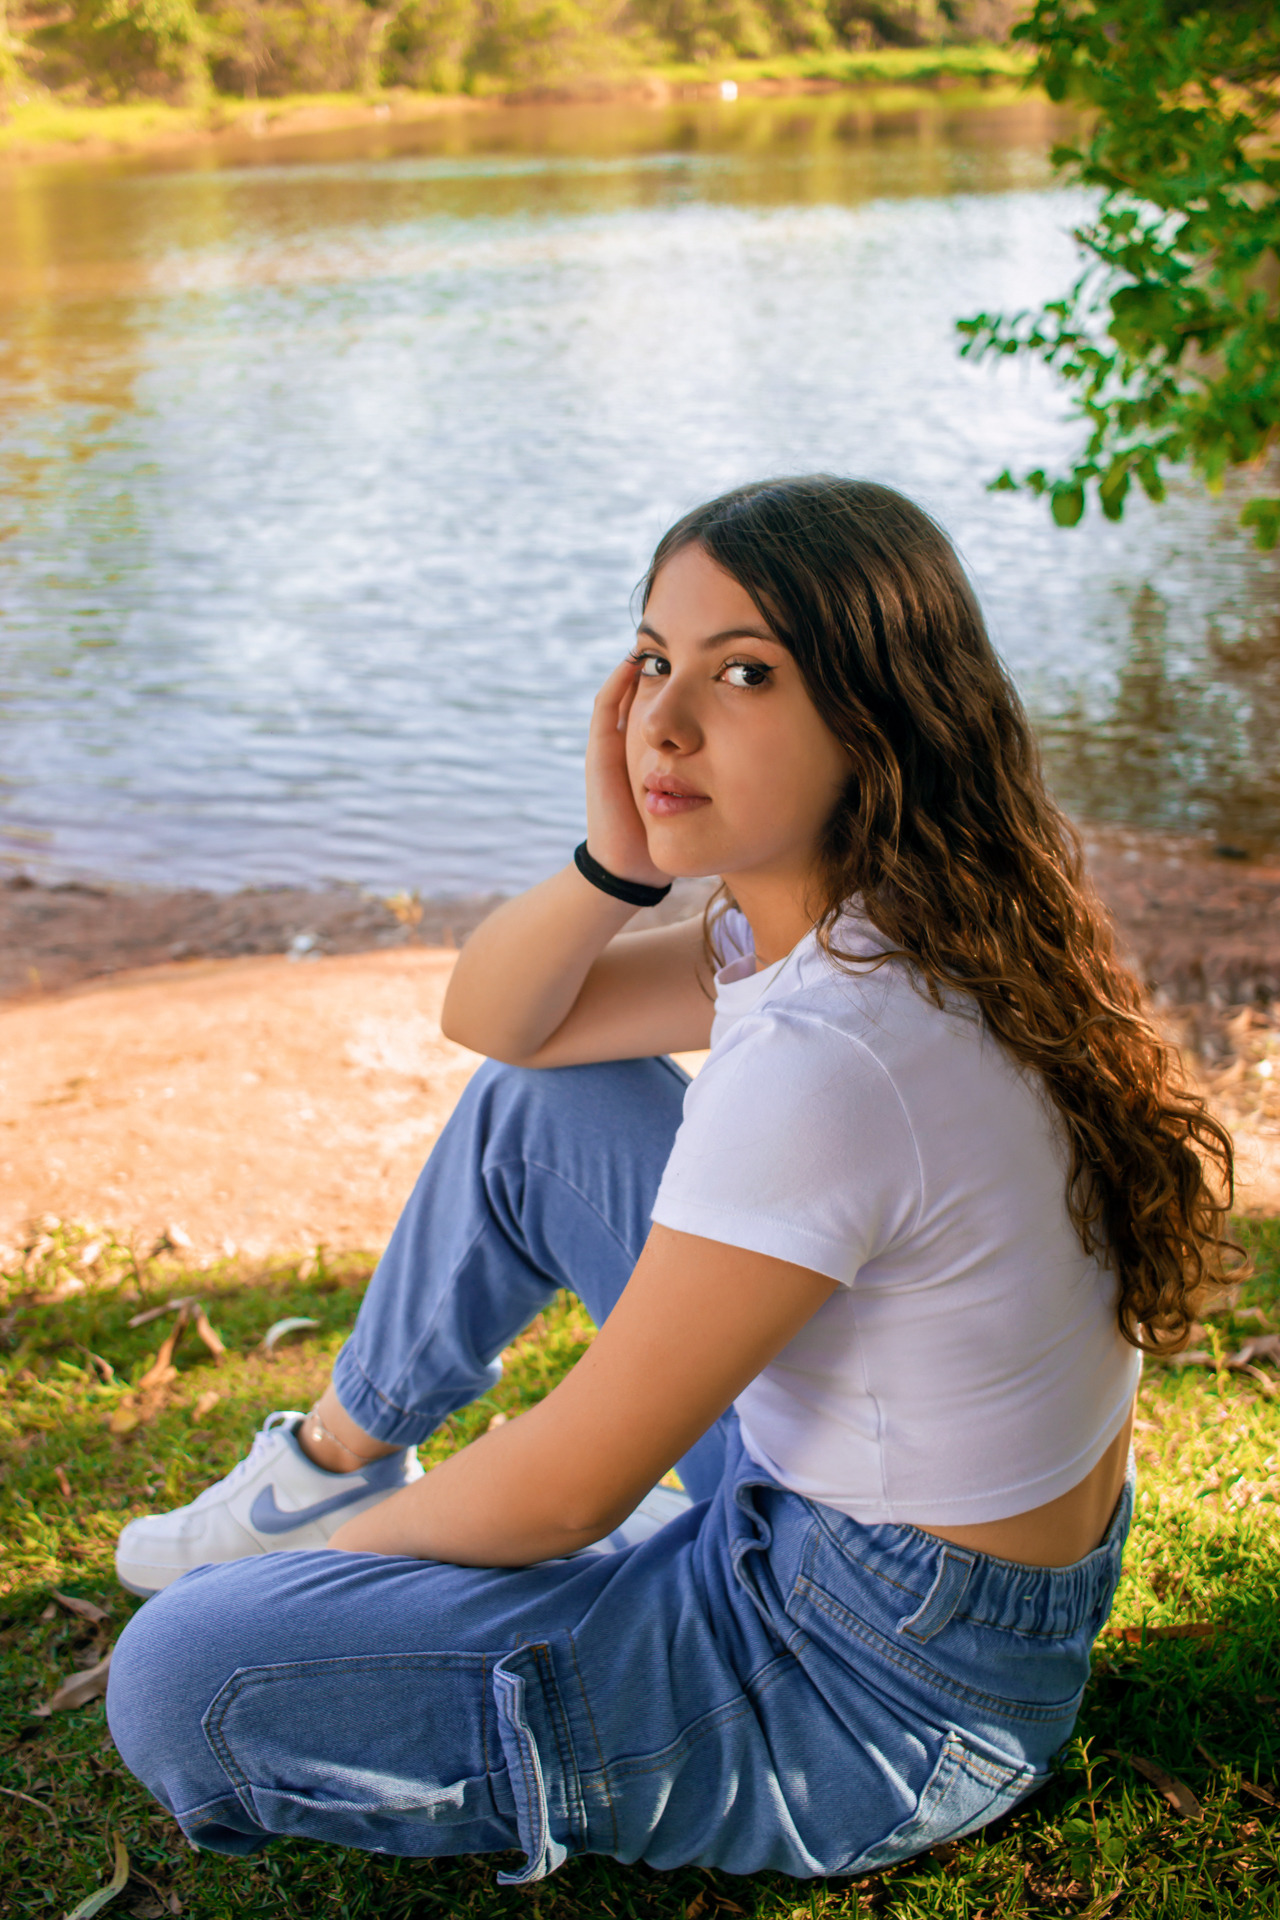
[[492, 1643, 588, 1885], [843, 1730, 1041, 1877], [203, 1649, 498, 1841]]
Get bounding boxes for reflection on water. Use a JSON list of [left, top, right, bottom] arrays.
[[1041, 552, 1280, 851], [0, 94, 1276, 893]]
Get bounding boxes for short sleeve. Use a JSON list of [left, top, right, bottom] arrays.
[[651, 1010, 922, 1285]]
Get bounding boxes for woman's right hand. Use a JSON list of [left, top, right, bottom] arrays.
[[582, 654, 670, 888]]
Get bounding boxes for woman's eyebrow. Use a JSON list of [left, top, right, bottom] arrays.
[[636, 621, 781, 649]]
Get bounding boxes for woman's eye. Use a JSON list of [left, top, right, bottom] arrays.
[[722, 662, 772, 690], [633, 652, 670, 678]]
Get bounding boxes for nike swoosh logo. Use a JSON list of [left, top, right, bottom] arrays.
[[249, 1482, 374, 1535]]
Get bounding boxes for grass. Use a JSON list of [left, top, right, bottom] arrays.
[[0, 47, 1037, 161], [2, 1220, 1279, 1919], [0, 91, 422, 159], [655, 44, 1034, 90]]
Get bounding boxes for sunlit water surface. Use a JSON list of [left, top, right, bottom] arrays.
[[1, 96, 1276, 895]]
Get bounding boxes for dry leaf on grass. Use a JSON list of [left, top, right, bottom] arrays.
[[191, 1389, 220, 1420], [65, 1831, 129, 1919], [260, 1316, 320, 1352], [1077, 1887, 1123, 1920], [1241, 1779, 1280, 1808], [34, 1650, 111, 1717], [51, 1589, 110, 1624], [55, 1466, 72, 1498], [1106, 1749, 1203, 1818], [1110, 1621, 1219, 1643]]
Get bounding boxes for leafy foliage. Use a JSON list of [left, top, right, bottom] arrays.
[[958, 0, 1280, 546], [6, 0, 1017, 101], [25, 0, 212, 101]]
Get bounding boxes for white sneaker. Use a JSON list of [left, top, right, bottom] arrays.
[[115, 1410, 423, 1597]]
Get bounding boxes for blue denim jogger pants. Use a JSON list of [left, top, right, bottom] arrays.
[[106, 1057, 1131, 1882]]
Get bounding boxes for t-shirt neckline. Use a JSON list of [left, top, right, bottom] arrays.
[[712, 921, 815, 1020]]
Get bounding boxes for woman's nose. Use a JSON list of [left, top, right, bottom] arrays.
[[637, 677, 701, 754]]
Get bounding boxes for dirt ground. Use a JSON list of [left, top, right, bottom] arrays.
[[2, 831, 1277, 1261]]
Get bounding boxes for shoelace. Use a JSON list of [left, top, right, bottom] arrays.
[[186, 1410, 300, 1511]]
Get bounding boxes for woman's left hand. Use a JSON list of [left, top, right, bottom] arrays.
[[582, 654, 670, 889]]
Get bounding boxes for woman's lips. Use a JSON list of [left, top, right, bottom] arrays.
[[643, 777, 710, 819]]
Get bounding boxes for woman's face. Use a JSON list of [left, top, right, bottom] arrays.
[[625, 542, 851, 887]]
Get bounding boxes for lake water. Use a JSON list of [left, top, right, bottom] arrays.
[[1, 94, 1277, 896]]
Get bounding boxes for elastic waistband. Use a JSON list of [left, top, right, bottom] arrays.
[[819, 1456, 1134, 1639], [735, 1441, 1135, 1643]]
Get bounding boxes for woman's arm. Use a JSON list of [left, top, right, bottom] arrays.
[[441, 653, 715, 1066], [441, 884, 713, 1066], [328, 1225, 836, 1565]]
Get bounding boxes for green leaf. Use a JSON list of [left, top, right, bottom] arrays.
[[966, 0, 1280, 541], [1240, 496, 1280, 550], [1098, 465, 1131, 521], [1050, 482, 1086, 527]]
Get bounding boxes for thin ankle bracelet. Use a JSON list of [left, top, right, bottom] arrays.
[[305, 1404, 387, 1465]]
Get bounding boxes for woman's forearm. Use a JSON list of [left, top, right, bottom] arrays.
[[326, 1408, 625, 1567], [440, 864, 637, 1062]]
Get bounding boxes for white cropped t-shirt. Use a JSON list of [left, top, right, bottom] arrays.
[[651, 906, 1141, 1526]]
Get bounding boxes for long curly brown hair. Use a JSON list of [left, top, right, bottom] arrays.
[[645, 475, 1236, 1353]]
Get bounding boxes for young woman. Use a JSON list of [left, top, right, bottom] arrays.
[[106, 476, 1233, 1884]]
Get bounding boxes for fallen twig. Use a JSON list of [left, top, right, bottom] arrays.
[[127, 1296, 198, 1330], [0, 1783, 62, 1829]]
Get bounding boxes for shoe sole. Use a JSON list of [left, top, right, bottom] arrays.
[[116, 1570, 161, 1598]]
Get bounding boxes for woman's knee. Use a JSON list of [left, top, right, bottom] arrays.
[[468, 1053, 688, 1162], [107, 1565, 258, 1819]]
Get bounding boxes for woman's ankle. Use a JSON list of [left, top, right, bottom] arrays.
[[297, 1393, 400, 1474]]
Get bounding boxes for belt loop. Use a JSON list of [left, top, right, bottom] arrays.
[[897, 1545, 977, 1645]]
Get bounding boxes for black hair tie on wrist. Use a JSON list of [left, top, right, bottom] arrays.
[[574, 841, 672, 908]]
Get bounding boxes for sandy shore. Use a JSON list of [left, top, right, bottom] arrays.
[[6, 827, 1278, 1009], [2, 829, 1277, 1261]]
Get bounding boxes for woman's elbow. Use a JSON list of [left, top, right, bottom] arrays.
[[439, 994, 506, 1059]]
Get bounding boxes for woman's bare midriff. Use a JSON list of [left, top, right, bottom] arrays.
[[916, 1401, 1135, 1569]]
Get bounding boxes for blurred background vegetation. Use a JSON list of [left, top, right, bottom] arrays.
[[0, 0, 1020, 105]]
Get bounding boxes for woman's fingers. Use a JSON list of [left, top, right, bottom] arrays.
[[616, 666, 640, 734], [591, 652, 639, 730], [583, 654, 667, 886]]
